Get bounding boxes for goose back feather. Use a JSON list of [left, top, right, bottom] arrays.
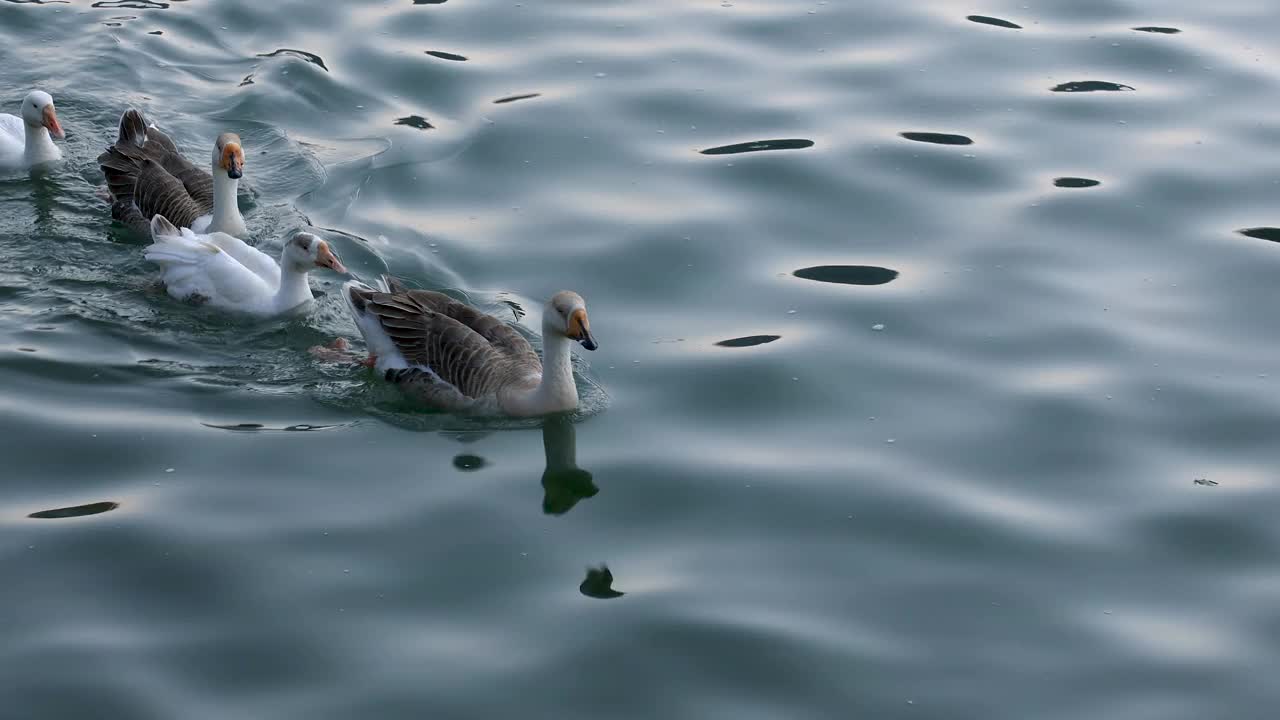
[[97, 109, 216, 238], [347, 282, 541, 407]]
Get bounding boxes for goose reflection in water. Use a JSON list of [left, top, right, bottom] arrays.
[[579, 565, 624, 599], [541, 413, 598, 515]]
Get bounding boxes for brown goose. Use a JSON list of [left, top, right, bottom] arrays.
[[343, 277, 598, 416], [97, 109, 247, 239]]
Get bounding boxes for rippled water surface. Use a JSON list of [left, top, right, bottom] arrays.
[[3, 0, 1280, 717]]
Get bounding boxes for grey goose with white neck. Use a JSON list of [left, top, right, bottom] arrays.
[[98, 109, 248, 240], [344, 277, 598, 417]]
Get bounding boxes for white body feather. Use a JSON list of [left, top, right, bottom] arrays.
[[0, 112, 61, 169], [342, 280, 411, 371], [145, 227, 313, 316]]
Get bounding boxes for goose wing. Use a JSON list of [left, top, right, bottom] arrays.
[[145, 229, 270, 307], [0, 113, 22, 143], [382, 277, 539, 363], [131, 158, 208, 231], [202, 232, 280, 286], [356, 289, 541, 400], [143, 124, 214, 209], [97, 109, 214, 230]]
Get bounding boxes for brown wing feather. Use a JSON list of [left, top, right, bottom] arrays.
[[362, 290, 540, 400], [383, 368, 479, 412], [379, 281, 539, 364], [146, 126, 214, 208], [109, 200, 152, 238], [97, 110, 215, 231], [131, 159, 207, 230]]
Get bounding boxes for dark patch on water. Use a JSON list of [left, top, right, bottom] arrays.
[[1051, 81, 1135, 92], [580, 565, 625, 599], [394, 115, 435, 130], [4, 1, 71, 5], [17, 347, 36, 352], [794, 265, 899, 286], [91, 0, 173, 8], [1193, 477, 1219, 487], [239, 74, 255, 87], [201, 422, 342, 432], [700, 139, 814, 155], [1238, 227, 1280, 243], [257, 48, 329, 72], [1134, 26, 1181, 34], [29, 502, 119, 520], [899, 131, 973, 145], [453, 454, 486, 471], [425, 50, 467, 61], [494, 93, 542, 104], [148, 30, 163, 35], [1054, 177, 1101, 188], [412, 0, 447, 3], [967, 15, 1021, 29], [716, 335, 781, 348]]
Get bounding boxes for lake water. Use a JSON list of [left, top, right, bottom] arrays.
[[2, 0, 1279, 717]]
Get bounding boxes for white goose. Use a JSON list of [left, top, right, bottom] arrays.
[[343, 278, 598, 416], [98, 109, 248, 239], [145, 215, 347, 317], [0, 90, 65, 170]]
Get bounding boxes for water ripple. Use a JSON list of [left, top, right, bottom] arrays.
[[493, 93, 541, 105], [1237, 227, 1280, 243], [28, 501, 120, 520], [2, 0, 1279, 717], [699, 139, 814, 155], [1054, 177, 1101, 188], [899, 131, 973, 145], [715, 335, 780, 348], [90, 0, 173, 7], [1050, 81, 1136, 93], [393, 115, 434, 130], [452, 454, 486, 471], [794, 265, 899, 285], [966, 15, 1021, 30], [257, 48, 329, 71]]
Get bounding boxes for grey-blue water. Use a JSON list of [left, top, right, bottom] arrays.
[[3, 1, 1279, 717]]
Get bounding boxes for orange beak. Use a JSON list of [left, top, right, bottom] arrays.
[[568, 308, 597, 350], [43, 105, 64, 139], [222, 143, 243, 179], [315, 242, 348, 274]]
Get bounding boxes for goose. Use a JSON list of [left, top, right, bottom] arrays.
[[0, 90, 65, 170], [145, 215, 347, 316], [343, 277, 598, 416], [98, 109, 247, 239]]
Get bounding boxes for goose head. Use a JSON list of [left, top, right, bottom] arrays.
[[546, 291, 597, 351], [284, 232, 347, 274], [213, 132, 244, 179], [21, 91, 63, 139]]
